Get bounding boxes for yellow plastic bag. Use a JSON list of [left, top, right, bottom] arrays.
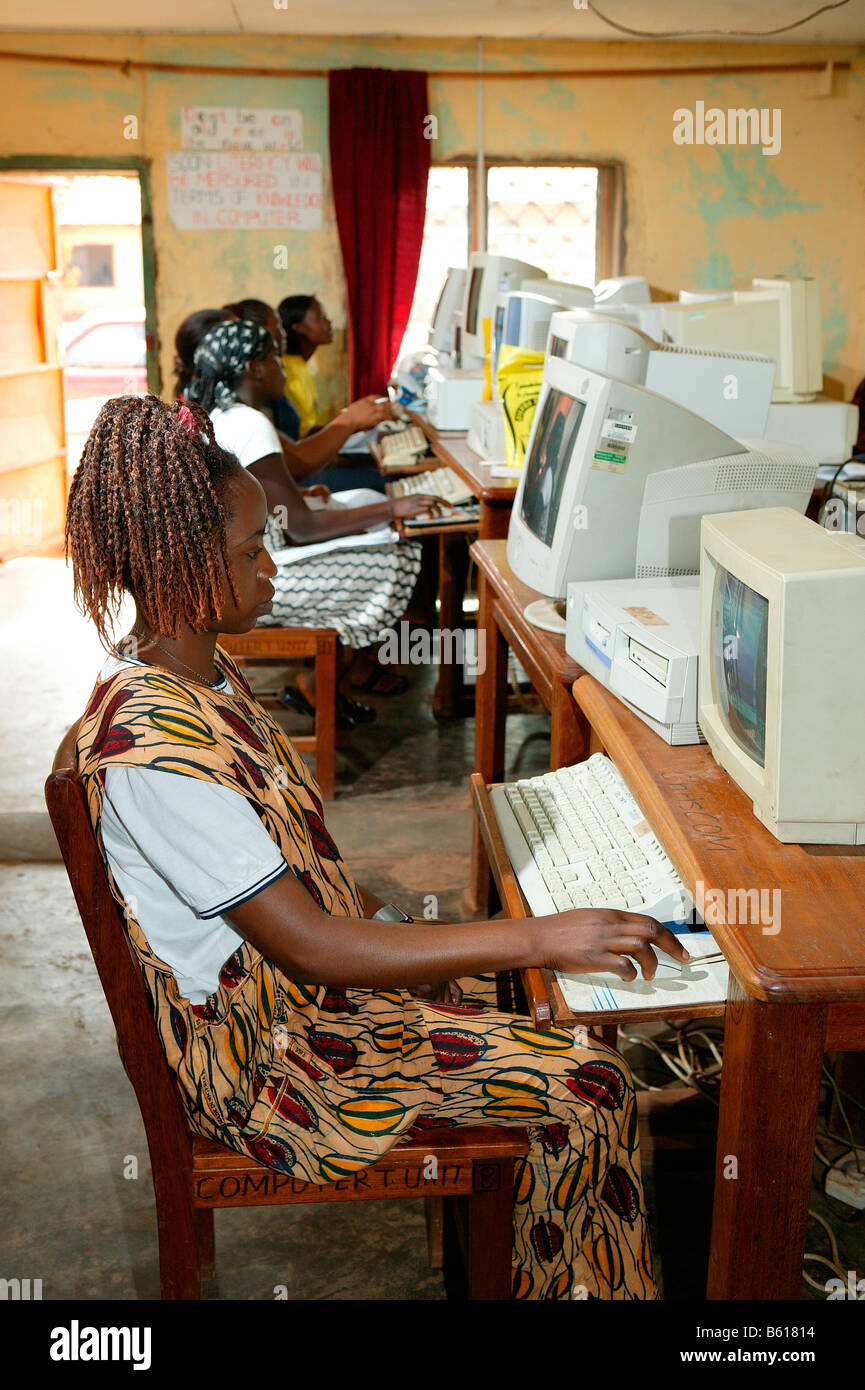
[[495, 345, 546, 469]]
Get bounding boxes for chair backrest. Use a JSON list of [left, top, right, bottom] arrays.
[[45, 728, 194, 1169]]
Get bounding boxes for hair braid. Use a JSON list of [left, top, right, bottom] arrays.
[[65, 395, 242, 646]]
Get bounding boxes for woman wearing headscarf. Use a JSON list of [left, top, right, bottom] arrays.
[[187, 319, 443, 728]]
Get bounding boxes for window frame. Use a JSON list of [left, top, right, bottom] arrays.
[[480, 158, 624, 284]]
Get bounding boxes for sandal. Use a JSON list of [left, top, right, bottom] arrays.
[[282, 684, 357, 731], [337, 694, 377, 725], [353, 669, 409, 697]]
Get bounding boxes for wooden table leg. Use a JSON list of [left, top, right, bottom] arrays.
[[470, 573, 509, 914], [433, 532, 470, 720], [550, 682, 588, 771], [314, 637, 336, 801], [707, 975, 827, 1300]]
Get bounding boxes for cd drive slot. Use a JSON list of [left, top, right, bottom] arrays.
[[627, 636, 669, 686]]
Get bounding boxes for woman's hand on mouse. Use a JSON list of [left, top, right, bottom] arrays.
[[536, 909, 689, 982]]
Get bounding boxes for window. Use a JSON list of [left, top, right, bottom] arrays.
[[69, 243, 115, 287], [398, 161, 619, 366], [486, 165, 598, 288], [398, 166, 470, 361]]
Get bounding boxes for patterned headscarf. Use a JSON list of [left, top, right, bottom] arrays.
[[188, 319, 273, 410]]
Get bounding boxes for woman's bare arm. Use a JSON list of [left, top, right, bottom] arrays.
[[227, 870, 689, 989], [248, 453, 445, 544]]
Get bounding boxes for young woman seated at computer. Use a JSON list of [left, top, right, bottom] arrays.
[[186, 319, 441, 725], [65, 392, 685, 1299], [278, 293, 335, 438], [222, 297, 387, 497], [174, 305, 390, 490]]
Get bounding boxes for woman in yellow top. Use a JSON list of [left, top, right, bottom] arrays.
[[278, 294, 334, 437]]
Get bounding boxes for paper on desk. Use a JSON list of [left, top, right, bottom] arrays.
[[338, 428, 377, 454], [270, 526, 398, 566], [556, 932, 728, 1013]]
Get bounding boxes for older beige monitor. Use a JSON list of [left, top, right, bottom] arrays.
[[698, 508, 865, 843]]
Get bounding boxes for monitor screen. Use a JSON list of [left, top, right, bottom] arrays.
[[505, 297, 522, 343], [520, 388, 586, 547], [431, 275, 449, 330], [466, 267, 484, 336], [711, 566, 769, 766], [493, 303, 506, 358], [549, 334, 568, 359]]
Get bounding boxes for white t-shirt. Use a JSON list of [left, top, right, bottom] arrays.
[[210, 400, 282, 469], [209, 400, 395, 559], [98, 654, 288, 1004]]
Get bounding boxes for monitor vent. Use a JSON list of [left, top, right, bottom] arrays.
[[657, 343, 774, 365], [635, 564, 698, 579], [712, 458, 815, 494], [643, 457, 815, 503]]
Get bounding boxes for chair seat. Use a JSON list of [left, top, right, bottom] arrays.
[[193, 1125, 527, 1169]]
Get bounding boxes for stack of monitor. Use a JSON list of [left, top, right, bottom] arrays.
[[504, 347, 865, 845], [506, 353, 818, 633]]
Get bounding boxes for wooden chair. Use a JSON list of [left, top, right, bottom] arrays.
[[45, 726, 527, 1301], [219, 626, 338, 800]]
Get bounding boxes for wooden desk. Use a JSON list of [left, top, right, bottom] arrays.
[[409, 413, 519, 540], [470, 538, 587, 912], [473, 671, 865, 1301]]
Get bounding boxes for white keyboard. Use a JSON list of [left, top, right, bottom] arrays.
[[387, 467, 475, 506], [379, 424, 430, 466], [490, 753, 693, 925]]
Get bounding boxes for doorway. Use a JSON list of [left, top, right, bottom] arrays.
[[0, 160, 157, 561]]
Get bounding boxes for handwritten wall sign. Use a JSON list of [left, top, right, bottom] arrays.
[[181, 106, 304, 152], [166, 151, 323, 231]]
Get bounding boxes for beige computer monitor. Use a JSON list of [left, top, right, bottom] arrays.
[[698, 508, 865, 844], [662, 278, 822, 403]]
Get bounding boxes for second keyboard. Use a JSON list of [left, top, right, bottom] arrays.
[[387, 467, 475, 507]]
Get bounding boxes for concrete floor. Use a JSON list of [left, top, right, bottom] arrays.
[[1, 557, 862, 1301]]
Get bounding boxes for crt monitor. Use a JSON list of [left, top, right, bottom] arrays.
[[594, 276, 651, 307], [522, 277, 594, 308], [546, 309, 656, 383], [429, 267, 466, 353], [492, 293, 564, 388], [547, 310, 776, 437], [462, 253, 546, 360], [503, 293, 565, 353], [698, 508, 865, 843], [661, 277, 822, 402], [506, 355, 818, 624]]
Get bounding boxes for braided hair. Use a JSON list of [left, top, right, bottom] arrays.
[[65, 395, 242, 646]]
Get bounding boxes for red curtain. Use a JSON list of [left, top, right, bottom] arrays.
[[329, 68, 430, 398]]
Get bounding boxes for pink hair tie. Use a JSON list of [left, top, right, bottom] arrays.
[[177, 403, 199, 439]]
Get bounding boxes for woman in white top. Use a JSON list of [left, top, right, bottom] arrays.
[[187, 319, 444, 727]]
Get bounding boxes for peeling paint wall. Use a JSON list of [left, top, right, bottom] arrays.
[[2, 34, 863, 400]]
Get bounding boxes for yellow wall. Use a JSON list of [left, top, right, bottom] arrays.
[[1, 33, 863, 403]]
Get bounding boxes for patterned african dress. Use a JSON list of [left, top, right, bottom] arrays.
[[75, 649, 656, 1300]]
